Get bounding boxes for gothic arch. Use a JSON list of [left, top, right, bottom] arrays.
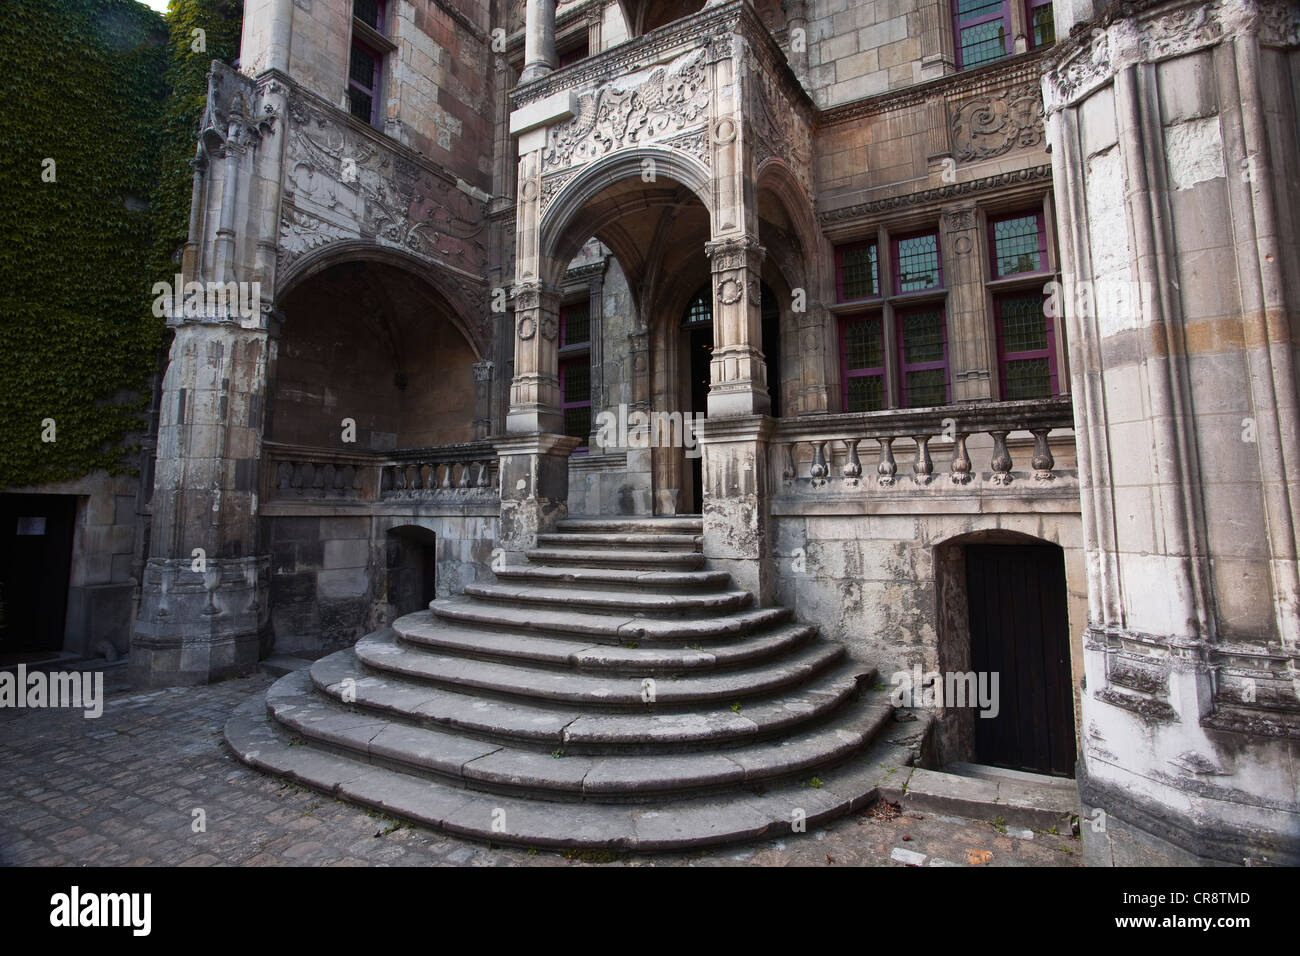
[[539, 147, 715, 285], [275, 239, 489, 361]]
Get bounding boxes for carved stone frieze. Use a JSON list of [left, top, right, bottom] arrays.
[[276, 88, 490, 351], [542, 47, 711, 173], [745, 47, 814, 195], [951, 85, 1044, 163]]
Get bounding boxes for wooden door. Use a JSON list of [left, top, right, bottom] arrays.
[[1, 494, 76, 656], [966, 543, 1075, 777]]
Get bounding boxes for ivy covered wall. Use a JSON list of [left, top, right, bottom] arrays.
[[0, 0, 242, 490]]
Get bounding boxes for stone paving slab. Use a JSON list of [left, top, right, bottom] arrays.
[[0, 668, 1081, 867]]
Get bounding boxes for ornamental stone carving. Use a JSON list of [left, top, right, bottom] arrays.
[[542, 47, 711, 172], [950, 85, 1044, 163]]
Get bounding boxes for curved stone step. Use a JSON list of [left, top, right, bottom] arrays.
[[556, 517, 703, 535], [394, 613, 816, 674], [461, 581, 753, 616], [430, 595, 790, 642], [536, 532, 702, 551], [225, 691, 931, 851], [352, 629, 844, 707], [267, 670, 895, 799], [493, 564, 732, 593], [312, 647, 872, 752], [524, 548, 706, 570]]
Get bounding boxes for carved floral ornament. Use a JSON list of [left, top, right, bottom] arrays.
[[950, 85, 1044, 163], [543, 47, 712, 172], [280, 92, 487, 267]]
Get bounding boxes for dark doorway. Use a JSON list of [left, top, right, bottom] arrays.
[[760, 282, 781, 418], [1, 494, 77, 660], [386, 526, 437, 617], [966, 543, 1075, 777]]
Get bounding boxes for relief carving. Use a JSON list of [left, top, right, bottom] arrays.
[[951, 85, 1044, 163], [543, 47, 711, 172]]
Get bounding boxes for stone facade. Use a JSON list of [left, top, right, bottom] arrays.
[[97, 0, 1299, 864]]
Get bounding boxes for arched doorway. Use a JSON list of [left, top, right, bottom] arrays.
[[936, 533, 1077, 777], [386, 525, 437, 619]]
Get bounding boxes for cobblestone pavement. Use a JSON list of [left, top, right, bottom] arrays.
[[0, 666, 1081, 867]]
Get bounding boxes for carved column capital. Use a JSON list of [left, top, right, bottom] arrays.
[[704, 235, 766, 272]]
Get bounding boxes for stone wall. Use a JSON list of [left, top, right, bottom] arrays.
[[264, 508, 498, 656]]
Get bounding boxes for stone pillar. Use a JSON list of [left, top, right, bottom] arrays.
[[507, 280, 562, 434], [495, 432, 581, 563], [1043, 0, 1300, 866], [698, 416, 775, 603], [940, 202, 994, 402], [520, 0, 557, 84], [473, 360, 494, 440], [131, 63, 280, 687], [131, 311, 274, 686], [705, 235, 770, 417], [793, 303, 830, 415], [585, 269, 606, 451]]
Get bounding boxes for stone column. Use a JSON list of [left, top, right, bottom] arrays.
[[1044, 0, 1300, 866], [495, 432, 580, 563], [131, 310, 274, 686], [705, 235, 770, 417], [792, 303, 830, 415], [940, 202, 994, 402], [520, 0, 557, 84], [698, 416, 775, 604], [131, 64, 280, 687], [473, 360, 494, 440], [585, 269, 606, 451]]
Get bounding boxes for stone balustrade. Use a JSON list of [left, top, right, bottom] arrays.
[[261, 441, 499, 504], [772, 397, 1075, 494], [379, 443, 498, 499]]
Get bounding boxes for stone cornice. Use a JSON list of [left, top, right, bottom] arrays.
[[817, 49, 1049, 129], [817, 164, 1053, 228]]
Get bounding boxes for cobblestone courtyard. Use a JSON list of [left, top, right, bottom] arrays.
[[0, 666, 1081, 867]]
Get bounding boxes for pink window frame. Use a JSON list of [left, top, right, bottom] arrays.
[[952, 0, 1013, 70], [987, 209, 1049, 277], [896, 306, 951, 408], [834, 240, 881, 304], [838, 313, 887, 412], [349, 38, 382, 126], [891, 230, 944, 293], [1025, 0, 1054, 50], [994, 292, 1059, 398]]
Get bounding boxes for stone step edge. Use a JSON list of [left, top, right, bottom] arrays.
[[314, 647, 877, 753], [492, 565, 732, 592], [393, 614, 819, 675], [225, 697, 932, 852], [523, 549, 707, 569], [883, 766, 1081, 832], [353, 630, 845, 708], [461, 581, 754, 615], [429, 597, 792, 642], [268, 670, 900, 800]]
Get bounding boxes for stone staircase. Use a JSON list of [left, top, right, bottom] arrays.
[[225, 516, 932, 851]]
